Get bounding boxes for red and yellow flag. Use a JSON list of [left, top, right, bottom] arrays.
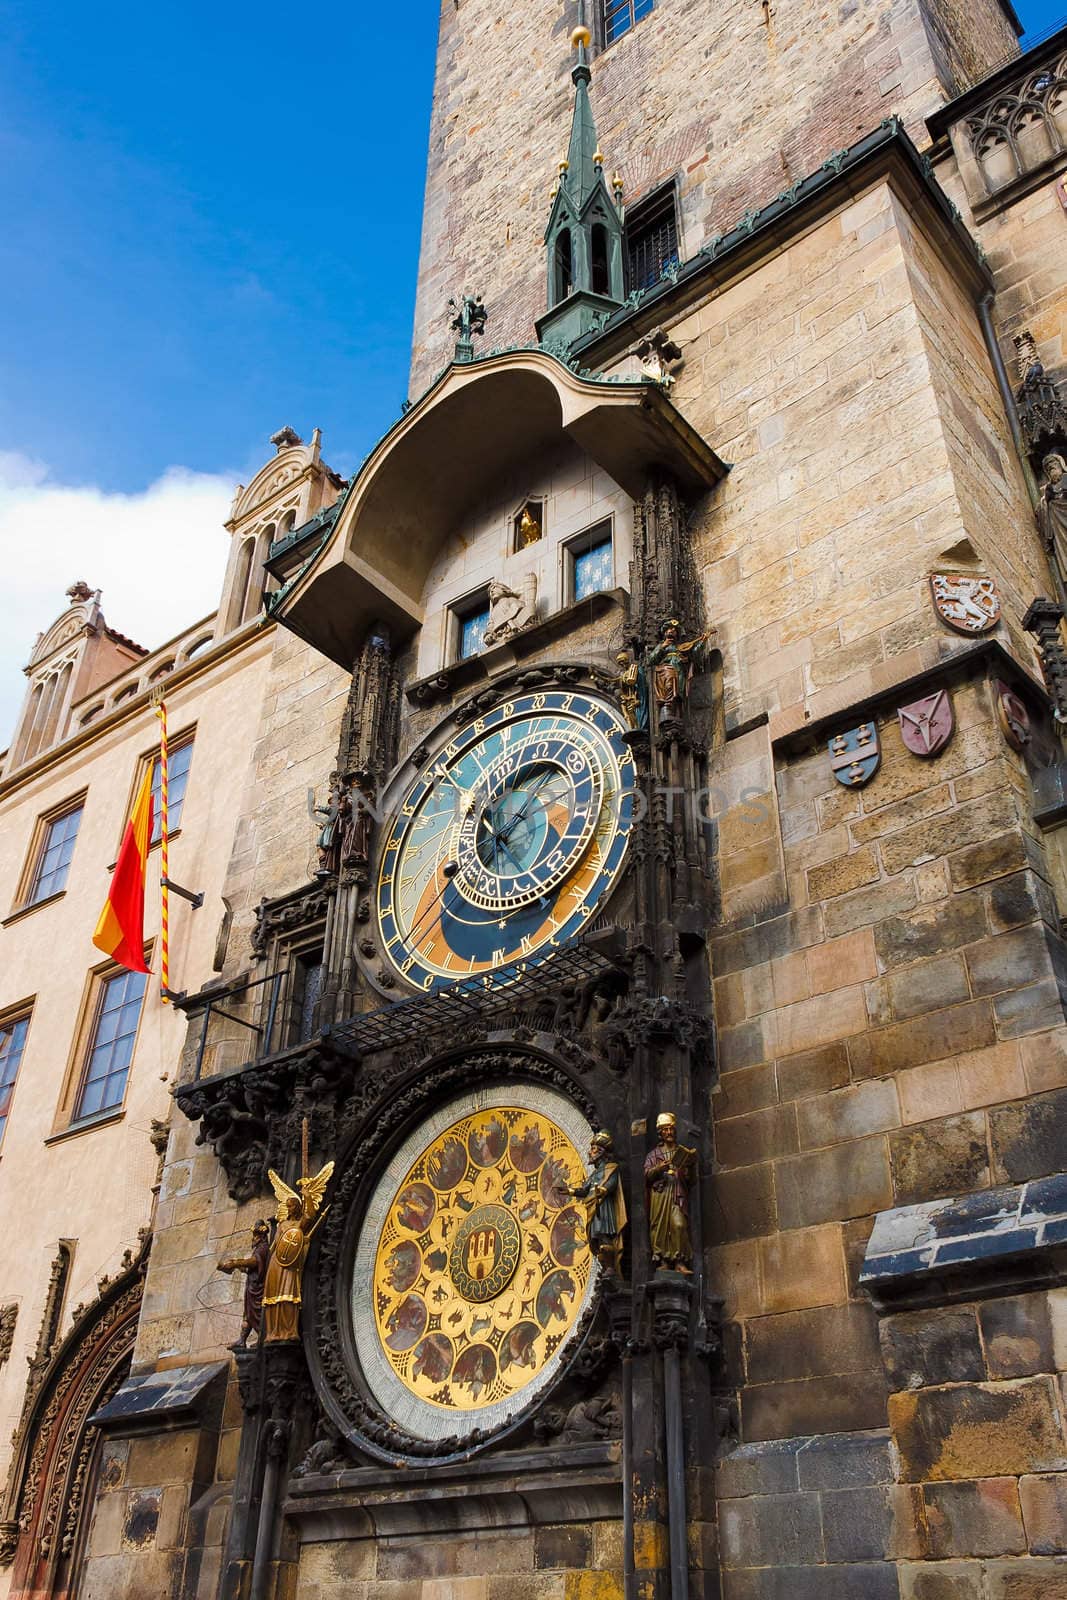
[[92, 766, 153, 974]]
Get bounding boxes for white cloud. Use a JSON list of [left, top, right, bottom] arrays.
[[0, 453, 235, 749]]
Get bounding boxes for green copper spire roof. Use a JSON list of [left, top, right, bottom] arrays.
[[565, 26, 600, 211]]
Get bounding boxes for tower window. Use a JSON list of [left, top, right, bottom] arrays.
[[591, 224, 610, 296], [625, 183, 679, 292], [566, 521, 614, 602], [603, 0, 653, 46], [451, 592, 491, 662], [554, 229, 573, 303]]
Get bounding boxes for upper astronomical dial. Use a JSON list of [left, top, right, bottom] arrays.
[[376, 689, 635, 991], [452, 727, 604, 913]]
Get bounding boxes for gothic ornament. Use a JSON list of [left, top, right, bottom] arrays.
[[930, 573, 1001, 635], [828, 722, 880, 788], [994, 679, 1032, 752], [483, 574, 537, 647], [645, 617, 710, 720], [898, 690, 954, 758]]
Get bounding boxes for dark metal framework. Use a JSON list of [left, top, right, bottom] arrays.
[[603, 0, 653, 46], [624, 182, 679, 292]]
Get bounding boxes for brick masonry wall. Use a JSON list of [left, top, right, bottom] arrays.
[[411, 0, 1017, 395]]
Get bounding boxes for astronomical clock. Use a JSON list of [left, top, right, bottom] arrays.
[[376, 687, 636, 990], [350, 1086, 599, 1444]]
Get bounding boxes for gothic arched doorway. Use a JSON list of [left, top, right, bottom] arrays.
[[0, 1246, 146, 1599]]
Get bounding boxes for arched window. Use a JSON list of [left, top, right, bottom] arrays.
[[591, 223, 610, 296], [184, 635, 214, 662], [229, 537, 255, 631], [242, 526, 273, 621], [554, 229, 573, 304]]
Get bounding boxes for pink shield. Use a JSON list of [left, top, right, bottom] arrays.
[[898, 690, 954, 758]]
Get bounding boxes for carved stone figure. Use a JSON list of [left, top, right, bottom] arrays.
[[570, 1131, 627, 1276], [615, 646, 649, 730], [536, 1391, 622, 1442], [341, 768, 375, 873], [217, 1219, 270, 1349], [1039, 454, 1067, 588], [315, 776, 350, 878], [645, 618, 709, 718], [263, 1156, 334, 1342], [483, 576, 536, 648], [644, 1112, 696, 1273]]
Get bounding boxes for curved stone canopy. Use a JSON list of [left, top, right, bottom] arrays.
[[272, 349, 727, 667]]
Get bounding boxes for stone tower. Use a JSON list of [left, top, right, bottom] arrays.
[[10, 0, 1067, 1597]]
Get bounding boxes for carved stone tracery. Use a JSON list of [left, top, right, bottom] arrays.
[[0, 1243, 147, 1588]]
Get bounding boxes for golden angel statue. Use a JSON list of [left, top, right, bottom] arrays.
[[262, 1141, 334, 1343]]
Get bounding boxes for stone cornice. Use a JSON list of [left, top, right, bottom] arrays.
[[570, 123, 993, 371]]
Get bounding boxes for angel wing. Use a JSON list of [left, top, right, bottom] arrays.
[[297, 1160, 335, 1217], [268, 1168, 300, 1224]]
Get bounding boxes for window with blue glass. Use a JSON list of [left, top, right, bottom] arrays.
[[603, 0, 653, 45], [0, 1012, 30, 1149], [74, 968, 147, 1121], [572, 529, 614, 601], [149, 734, 194, 845], [28, 803, 83, 904], [456, 600, 490, 661]]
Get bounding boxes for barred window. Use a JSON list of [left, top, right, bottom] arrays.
[[603, 0, 653, 45], [625, 183, 679, 293]]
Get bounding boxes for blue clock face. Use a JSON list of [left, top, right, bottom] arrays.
[[377, 689, 635, 991]]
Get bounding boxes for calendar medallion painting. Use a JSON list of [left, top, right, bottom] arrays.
[[353, 1088, 598, 1440]]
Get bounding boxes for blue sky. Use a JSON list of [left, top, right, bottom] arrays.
[[0, 0, 1063, 742]]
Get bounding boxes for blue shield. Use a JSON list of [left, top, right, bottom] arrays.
[[828, 722, 880, 788]]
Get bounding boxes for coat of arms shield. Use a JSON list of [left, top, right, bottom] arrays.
[[994, 679, 1031, 752], [930, 573, 1001, 635], [898, 690, 954, 758], [828, 722, 880, 788]]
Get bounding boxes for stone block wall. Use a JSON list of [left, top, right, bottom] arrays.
[[708, 658, 1067, 1594], [655, 176, 1041, 742], [410, 0, 1017, 394], [297, 1519, 626, 1600], [80, 1422, 224, 1600]]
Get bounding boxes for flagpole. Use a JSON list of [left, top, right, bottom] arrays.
[[153, 694, 171, 1005]]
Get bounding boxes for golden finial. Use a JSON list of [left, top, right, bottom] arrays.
[[571, 23, 592, 49], [558, 159, 570, 178], [611, 170, 624, 193], [594, 148, 604, 167]]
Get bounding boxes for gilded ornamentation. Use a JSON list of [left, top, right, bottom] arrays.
[[264, 1144, 334, 1343], [644, 1113, 696, 1274], [363, 1102, 593, 1422]]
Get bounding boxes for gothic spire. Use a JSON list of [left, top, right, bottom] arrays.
[[537, 6, 625, 349]]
